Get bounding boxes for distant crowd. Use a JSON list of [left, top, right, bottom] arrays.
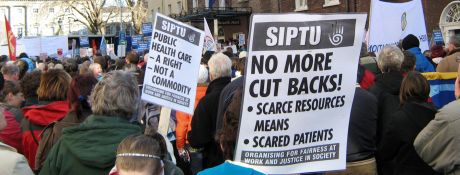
[[0, 33, 460, 175]]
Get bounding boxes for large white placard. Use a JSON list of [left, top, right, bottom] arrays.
[[368, 0, 428, 53], [234, 13, 367, 174], [141, 13, 204, 114]]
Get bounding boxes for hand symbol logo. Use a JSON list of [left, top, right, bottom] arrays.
[[329, 25, 344, 46], [188, 33, 196, 43]]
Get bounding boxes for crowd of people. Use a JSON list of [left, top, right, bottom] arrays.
[[0, 33, 459, 175]]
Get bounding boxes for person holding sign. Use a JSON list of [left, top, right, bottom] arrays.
[[189, 53, 232, 170]]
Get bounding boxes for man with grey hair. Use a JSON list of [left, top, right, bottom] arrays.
[[437, 35, 460, 72], [40, 70, 141, 175], [1, 63, 19, 81], [189, 52, 231, 171], [368, 45, 405, 175]]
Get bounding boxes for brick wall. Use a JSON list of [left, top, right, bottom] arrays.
[[187, 0, 455, 43]]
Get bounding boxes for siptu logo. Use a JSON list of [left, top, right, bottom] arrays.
[[328, 24, 344, 46], [401, 12, 407, 31], [188, 33, 196, 43]]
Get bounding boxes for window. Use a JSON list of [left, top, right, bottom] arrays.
[[193, 0, 198, 8], [33, 8, 38, 13], [51, 26, 55, 34], [0, 9, 6, 16], [17, 8, 23, 14], [157, 7, 161, 13], [324, 0, 340, 7], [178, 1, 182, 13], [49, 8, 54, 13], [295, 0, 308, 11], [34, 27, 39, 36], [168, 4, 172, 15]]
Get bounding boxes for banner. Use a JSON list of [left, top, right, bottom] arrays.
[[79, 30, 89, 47], [234, 13, 367, 174], [141, 13, 204, 114], [368, 0, 428, 53], [142, 22, 153, 36], [203, 18, 216, 51], [100, 36, 107, 56], [5, 16, 16, 61]]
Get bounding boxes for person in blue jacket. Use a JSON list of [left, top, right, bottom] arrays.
[[401, 34, 435, 73]]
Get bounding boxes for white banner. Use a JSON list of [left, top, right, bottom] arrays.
[[14, 36, 69, 56], [142, 13, 204, 114], [234, 13, 367, 174], [203, 18, 216, 51], [368, 0, 428, 53]]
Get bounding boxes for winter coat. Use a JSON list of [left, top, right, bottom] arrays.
[[379, 100, 440, 175], [436, 48, 460, 72], [407, 47, 435, 73], [216, 76, 244, 131], [21, 101, 70, 170], [175, 85, 208, 150], [198, 161, 266, 175], [368, 71, 403, 175], [0, 109, 23, 154], [39, 115, 141, 175], [368, 71, 403, 143], [0, 142, 34, 175], [347, 87, 378, 162], [35, 111, 86, 171], [189, 77, 231, 169], [414, 99, 460, 175]]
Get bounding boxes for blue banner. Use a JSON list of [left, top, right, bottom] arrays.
[[142, 23, 153, 36], [432, 30, 444, 46]]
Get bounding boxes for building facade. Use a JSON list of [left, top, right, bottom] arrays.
[[177, 0, 458, 45], [0, 0, 133, 37], [147, 0, 188, 22]]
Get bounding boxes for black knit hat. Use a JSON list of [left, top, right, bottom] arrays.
[[402, 34, 420, 50]]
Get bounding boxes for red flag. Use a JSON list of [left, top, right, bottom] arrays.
[[91, 39, 97, 56], [5, 16, 16, 61]]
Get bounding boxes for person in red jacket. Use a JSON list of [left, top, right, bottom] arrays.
[[21, 69, 71, 170], [176, 65, 209, 175], [0, 81, 24, 153]]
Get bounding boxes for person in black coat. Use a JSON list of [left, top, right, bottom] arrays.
[[379, 71, 441, 175], [367, 45, 405, 174], [189, 53, 232, 170]]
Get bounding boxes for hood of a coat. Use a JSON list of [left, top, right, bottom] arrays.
[[22, 101, 70, 126], [59, 115, 141, 169]]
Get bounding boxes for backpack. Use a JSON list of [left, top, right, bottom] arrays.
[[34, 113, 80, 171]]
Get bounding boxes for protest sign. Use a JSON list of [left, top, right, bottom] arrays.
[[432, 30, 444, 46], [41, 36, 69, 56], [142, 22, 153, 36], [368, 0, 428, 53], [239, 33, 245, 45], [234, 13, 367, 174], [141, 13, 204, 115]]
